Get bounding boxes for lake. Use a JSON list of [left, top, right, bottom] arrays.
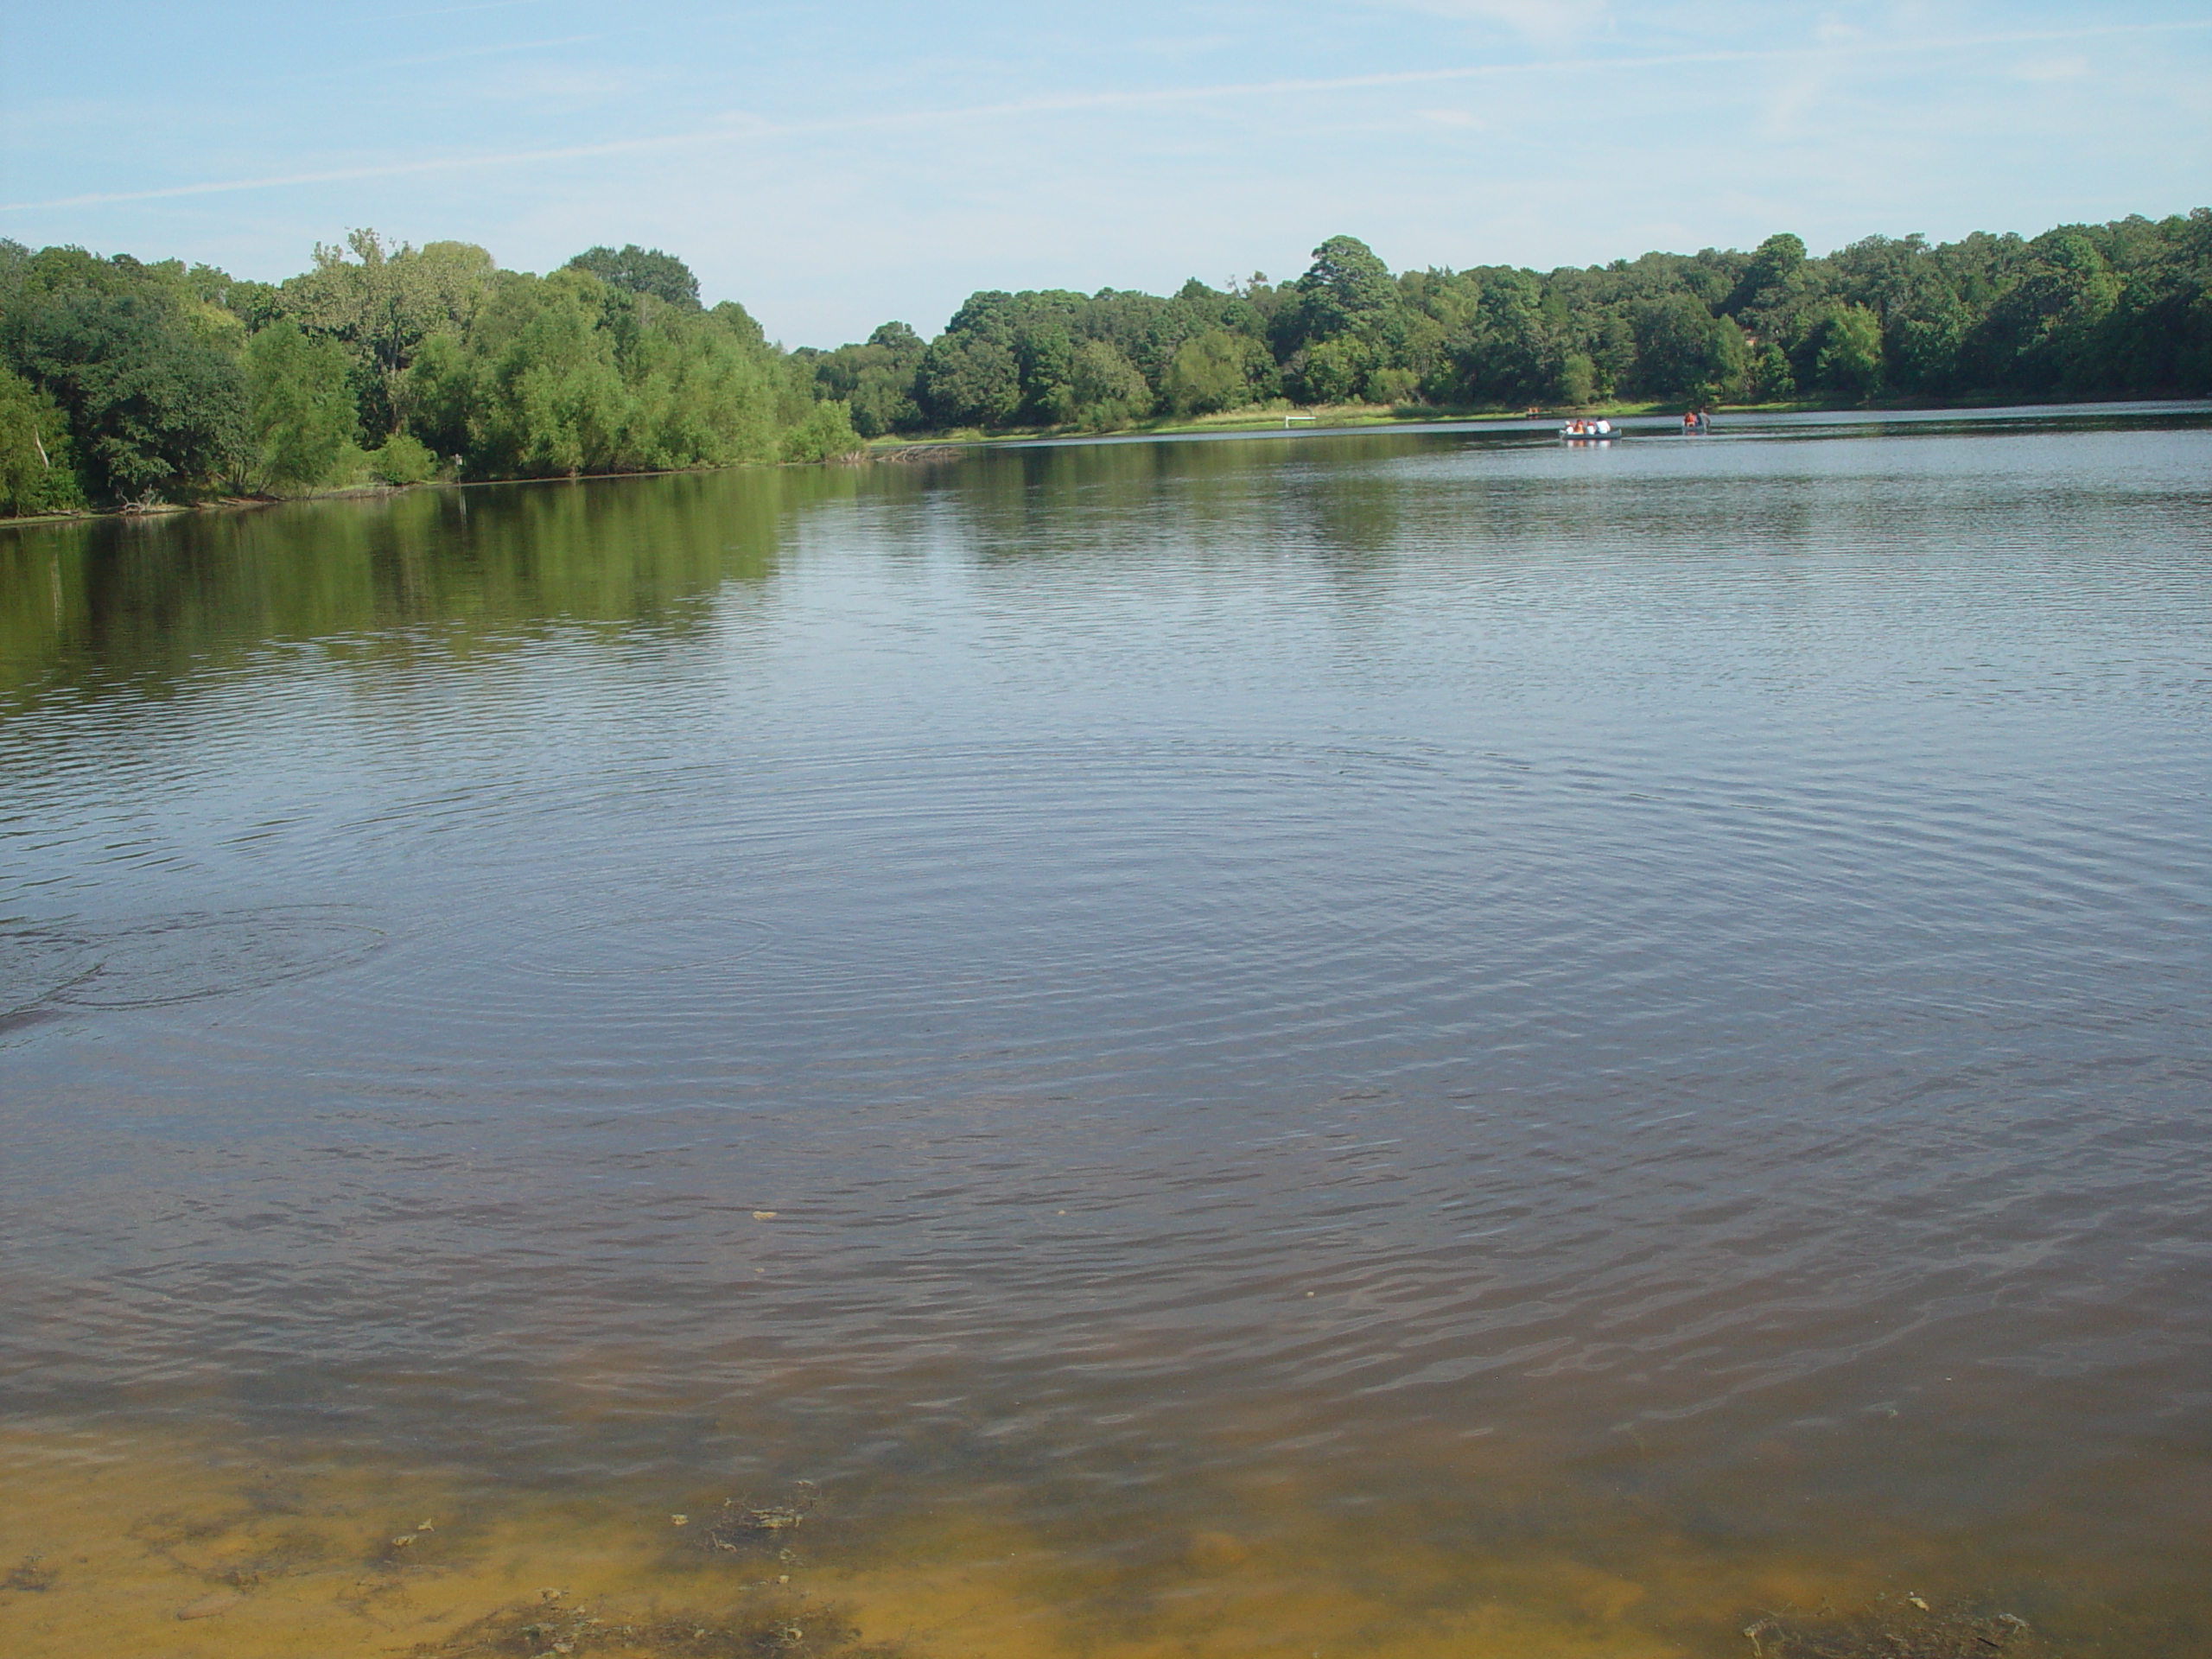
[[2, 404, 2208, 1659]]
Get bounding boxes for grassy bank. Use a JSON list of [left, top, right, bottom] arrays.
[[11, 390, 2193, 531], [865, 386, 2191, 451]]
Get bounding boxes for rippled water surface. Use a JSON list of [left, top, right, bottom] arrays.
[[3, 406, 2209, 1658]]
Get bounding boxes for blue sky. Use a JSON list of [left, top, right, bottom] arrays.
[[3, 2, 2207, 346]]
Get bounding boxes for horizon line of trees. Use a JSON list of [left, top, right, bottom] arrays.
[[802, 209, 2211, 437], [4, 208, 2208, 516], [0, 233, 860, 518]]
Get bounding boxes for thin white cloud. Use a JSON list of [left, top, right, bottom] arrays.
[[1128, 32, 1244, 62], [2013, 54, 2091, 82], [2, 137, 689, 212], [5, 16, 2205, 214], [382, 0, 563, 17], [472, 63, 647, 103], [1386, 0, 1613, 53], [369, 34, 600, 71], [1759, 70, 1832, 142]]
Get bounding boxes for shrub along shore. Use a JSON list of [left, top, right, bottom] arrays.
[[3, 211, 2207, 519]]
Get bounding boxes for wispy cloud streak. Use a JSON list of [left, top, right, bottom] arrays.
[[383, 0, 562, 17], [6, 16, 2204, 213], [370, 34, 600, 70], [1, 137, 689, 212]]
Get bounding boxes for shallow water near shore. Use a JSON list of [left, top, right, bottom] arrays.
[[3, 405, 2209, 1657]]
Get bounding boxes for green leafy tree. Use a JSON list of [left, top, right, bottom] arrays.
[[1019, 321, 1079, 423], [1439, 269, 1557, 405], [1725, 232, 1808, 318], [844, 323, 926, 435], [435, 268, 787, 478], [0, 366, 86, 515], [1751, 343, 1796, 401], [463, 270, 630, 477], [1290, 336, 1370, 404], [244, 317, 358, 488], [1554, 352, 1597, 405], [1163, 329, 1267, 416], [7, 277, 249, 504], [1286, 235, 1400, 348], [1808, 302, 1885, 397], [563, 245, 702, 309], [286, 230, 494, 436], [804, 322, 925, 437], [1963, 232, 2121, 391], [2097, 208, 2212, 391], [1067, 338, 1151, 428], [401, 329, 474, 457], [779, 398, 861, 462], [1630, 294, 1746, 399], [1079, 287, 1205, 393], [1363, 365, 1418, 404], [618, 304, 781, 469], [366, 432, 437, 485], [709, 299, 766, 346], [1879, 289, 1970, 394], [917, 295, 1022, 427]]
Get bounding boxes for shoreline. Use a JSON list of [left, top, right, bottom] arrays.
[[890, 386, 2212, 448], [5, 391, 2206, 531]]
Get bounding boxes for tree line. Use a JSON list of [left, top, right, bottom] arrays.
[[3, 209, 2208, 515], [803, 210, 2210, 437], [0, 232, 860, 516]]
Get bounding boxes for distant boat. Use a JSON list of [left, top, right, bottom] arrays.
[[1560, 419, 1618, 442]]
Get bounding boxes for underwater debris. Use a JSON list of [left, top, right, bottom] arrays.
[[1739, 1594, 2039, 1658], [2, 1554, 54, 1593], [378, 1517, 442, 1563], [422, 1586, 893, 1659], [176, 1590, 248, 1620], [702, 1481, 823, 1555]]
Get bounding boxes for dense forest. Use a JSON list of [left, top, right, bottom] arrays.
[[805, 210, 2212, 437], [3, 208, 2207, 516], [0, 232, 861, 518]]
